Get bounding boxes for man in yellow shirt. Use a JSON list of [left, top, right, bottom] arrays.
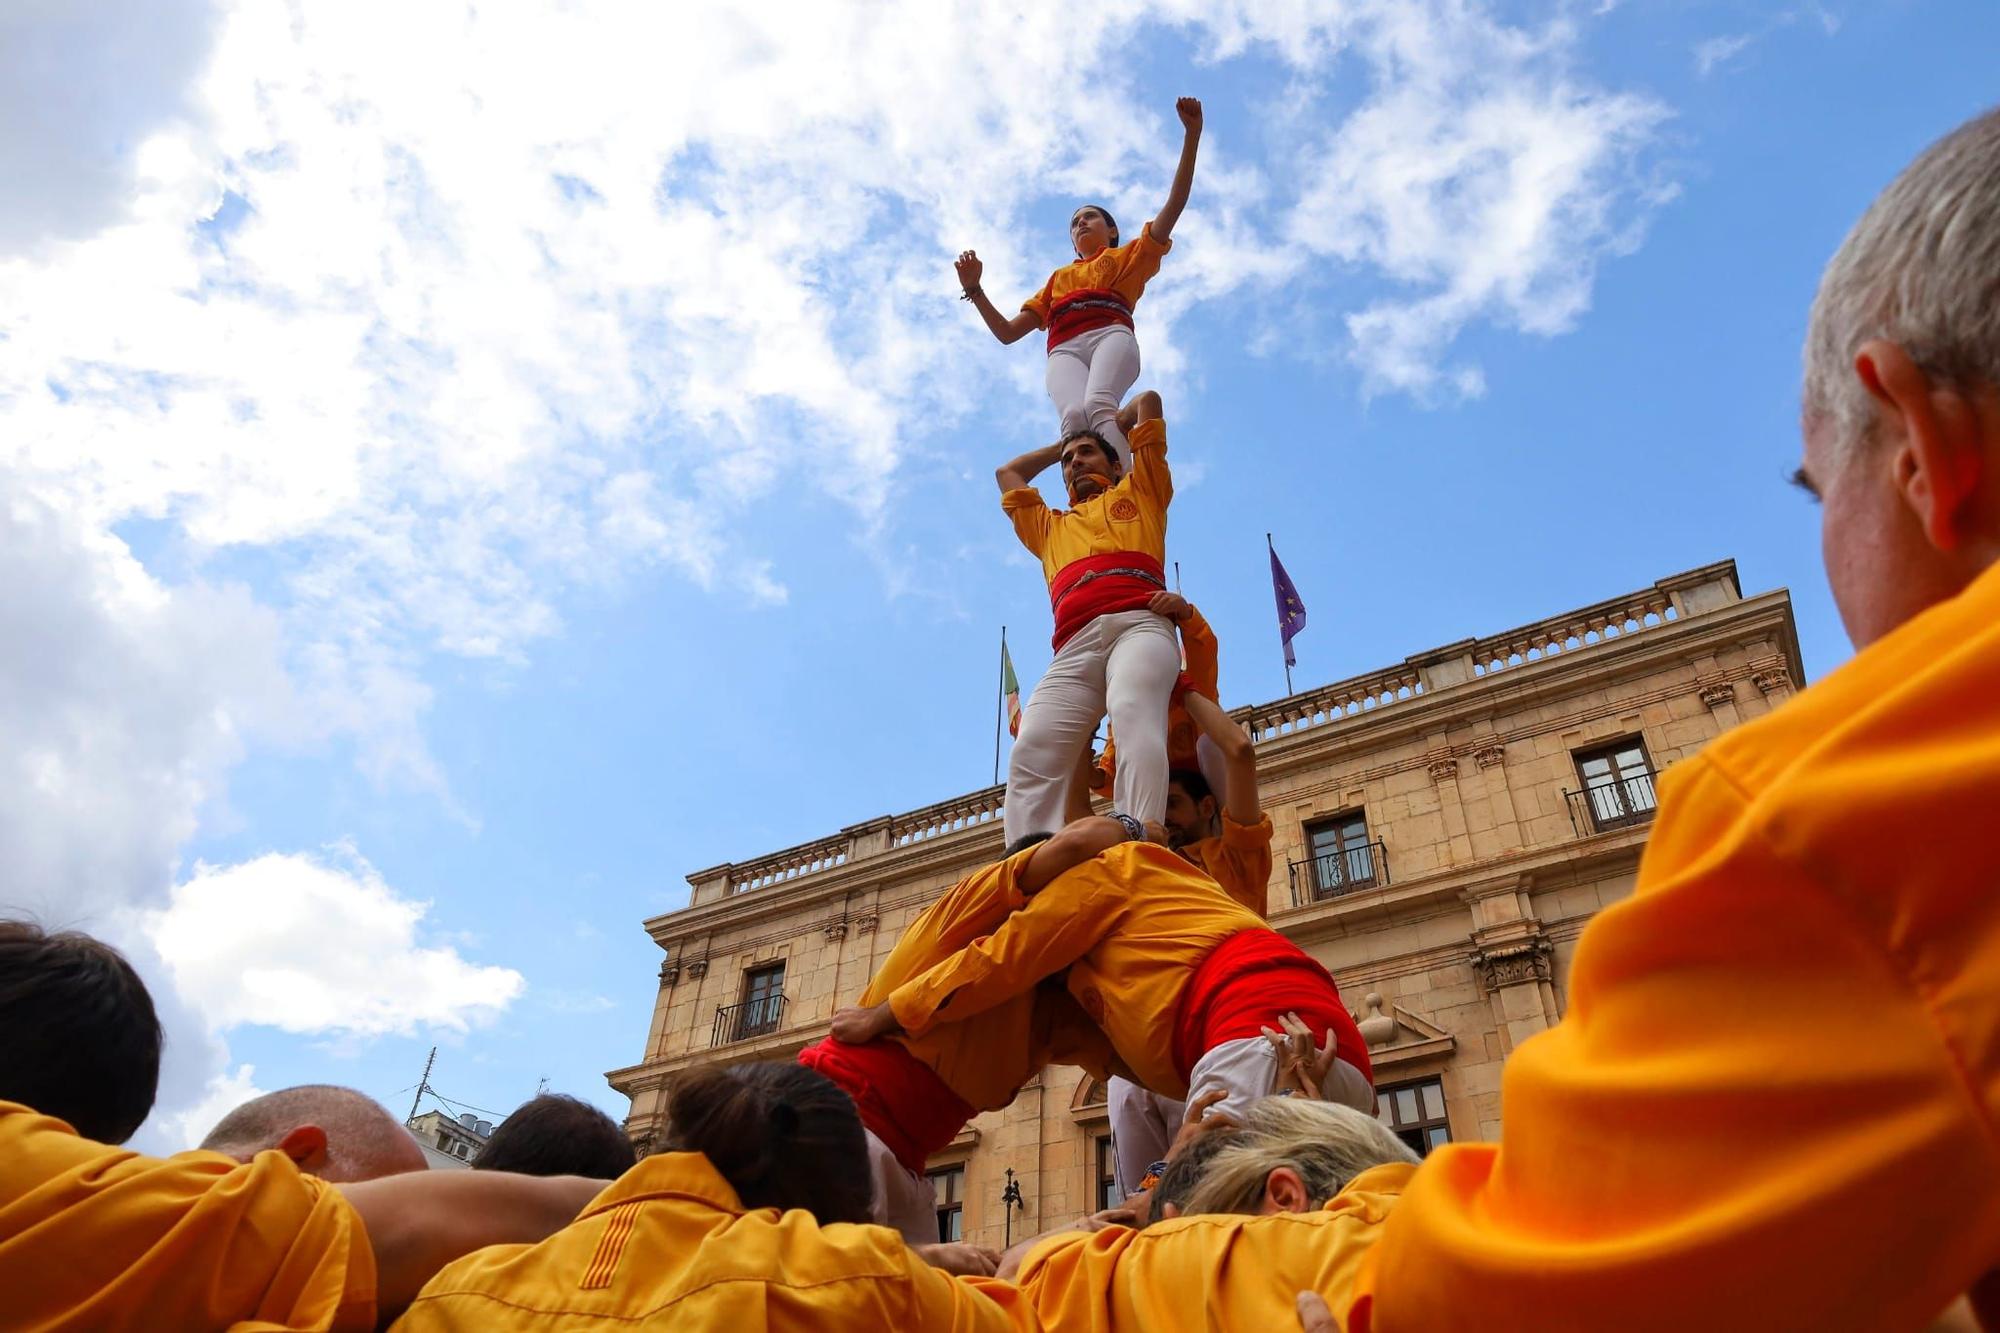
[[200, 1084, 430, 1182], [1008, 1098, 1416, 1333], [1345, 107, 2000, 1332], [835, 839, 1371, 1120], [997, 390, 1180, 844], [799, 816, 1128, 1247]]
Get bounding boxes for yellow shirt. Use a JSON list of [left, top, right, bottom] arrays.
[[392, 1152, 1038, 1332], [1018, 1163, 1412, 1333], [1021, 223, 1173, 328], [1349, 558, 2000, 1332], [1003, 418, 1171, 584], [861, 847, 1115, 1108], [0, 1100, 376, 1332], [887, 842, 1261, 1099], [1182, 812, 1275, 918]]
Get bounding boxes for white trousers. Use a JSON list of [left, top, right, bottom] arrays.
[[1005, 609, 1179, 843], [1187, 1036, 1375, 1122], [1046, 325, 1141, 471], [1108, 1075, 1183, 1197], [866, 1127, 939, 1245]]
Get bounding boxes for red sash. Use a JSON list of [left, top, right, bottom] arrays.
[[1045, 286, 1134, 351], [1170, 930, 1374, 1087], [1049, 550, 1164, 651], [796, 1037, 975, 1176]]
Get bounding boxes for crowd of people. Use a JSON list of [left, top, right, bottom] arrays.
[[2, 99, 1997, 1331]]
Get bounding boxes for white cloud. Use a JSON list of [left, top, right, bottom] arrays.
[[147, 846, 526, 1038], [1694, 32, 1759, 77], [153, 1062, 267, 1153]]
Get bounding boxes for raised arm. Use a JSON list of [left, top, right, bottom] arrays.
[[997, 439, 1064, 493], [1183, 688, 1259, 826], [957, 250, 1041, 345], [1147, 98, 1203, 245]]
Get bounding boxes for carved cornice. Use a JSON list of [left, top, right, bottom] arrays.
[[1472, 741, 1506, 769], [1470, 934, 1554, 993], [1426, 754, 1459, 784], [685, 958, 709, 980], [1697, 678, 1736, 709], [1751, 666, 1792, 695], [822, 920, 848, 942], [855, 913, 879, 935], [658, 960, 680, 987]]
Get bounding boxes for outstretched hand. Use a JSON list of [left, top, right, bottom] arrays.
[[829, 1001, 899, 1045], [1261, 1011, 1338, 1099], [955, 250, 983, 290], [1166, 1087, 1236, 1159], [1176, 97, 1203, 134], [916, 1242, 1000, 1276]]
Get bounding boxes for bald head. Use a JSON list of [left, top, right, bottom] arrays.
[[200, 1084, 428, 1182]]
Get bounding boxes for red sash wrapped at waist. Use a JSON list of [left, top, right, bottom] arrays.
[[1170, 929, 1374, 1087], [797, 1037, 975, 1176], [1045, 286, 1134, 351], [1049, 550, 1165, 651]]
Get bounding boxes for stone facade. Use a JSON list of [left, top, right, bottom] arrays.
[[607, 560, 1805, 1249]]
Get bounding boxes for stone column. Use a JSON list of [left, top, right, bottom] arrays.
[[1425, 746, 1474, 867], [1463, 880, 1559, 1054]]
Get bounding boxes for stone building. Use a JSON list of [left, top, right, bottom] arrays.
[[607, 560, 1803, 1249], [407, 1107, 493, 1170]]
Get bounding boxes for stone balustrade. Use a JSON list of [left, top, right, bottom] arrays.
[[890, 785, 1006, 848], [725, 833, 851, 894]]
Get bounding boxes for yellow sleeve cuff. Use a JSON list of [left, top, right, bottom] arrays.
[[1001, 487, 1047, 513]]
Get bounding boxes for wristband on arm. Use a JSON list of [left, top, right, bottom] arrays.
[[1111, 813, 1145, 842]]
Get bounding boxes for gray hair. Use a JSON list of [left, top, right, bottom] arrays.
[[1176, 1096, 1418, 1217], [1803, 106, 2000, 448]]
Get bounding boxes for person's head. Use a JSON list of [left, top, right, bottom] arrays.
[[1070, 204, 1118, 259], [199, 1084, 428, 1181], [1061, 428, 1123, 503], [0, 921, 162, 1144], [472, 1093, 637, 1180], [1163, 769, 1217, 848], [664, 1062, 872, 1223], [1146, 1116, 1244, 1225], [1003, 831, 1056, 858], [1800, 106, 2000, 649], [1165, 1097, 1418, 1218]]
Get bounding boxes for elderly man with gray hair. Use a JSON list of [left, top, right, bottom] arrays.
[[1332, 105, 2000, 1333]]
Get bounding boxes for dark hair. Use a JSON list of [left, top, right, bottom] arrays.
[[1167, 769, 1213, 805], [1148, 1121, 1243, 1226], [1003, 831, 1055, 858], [1060, 429, 1121, 479], [0, 921, 163, 1143], [473, 1093, 638, 1180], [1072, 204, 1120, 254], [665, 1062, 871, 1223]]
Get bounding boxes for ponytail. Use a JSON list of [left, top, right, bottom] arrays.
[[665, 1062, 872, 1224]]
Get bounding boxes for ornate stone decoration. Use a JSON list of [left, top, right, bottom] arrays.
[[685, 958, 709, 980], [1470, 937, 1553, 993], [1472, 742, 1506, 770], [1426, 754, 1459, 784], [823, 920, 849, 942], [1697, 679, 1736, 709], [1751, 666, 1792, 696], [658, 960, 680, 987], [856, 913, 879, 936], [1355, 992, 1398, 1049]]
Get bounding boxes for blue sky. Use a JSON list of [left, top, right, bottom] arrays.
[[1, 0, 1993, 1147]]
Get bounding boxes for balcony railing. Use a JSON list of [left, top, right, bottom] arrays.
[[1564, 772, 1659, 835], [711, 993, 786, 1047], [1288, 841, 1389, 906]]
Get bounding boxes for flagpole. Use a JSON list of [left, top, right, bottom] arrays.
[[1173, 560, 1182, 595], [993, 626, 1007, 788], [1269, 533, 1293, 696]]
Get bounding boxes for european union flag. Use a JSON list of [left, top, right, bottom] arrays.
[[1270, 542, 1307, 669]]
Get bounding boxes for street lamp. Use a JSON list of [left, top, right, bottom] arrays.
[[1001, 1167, 1027, 1246]]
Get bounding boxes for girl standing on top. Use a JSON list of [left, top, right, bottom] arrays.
[[956, 96, 1203, 470]]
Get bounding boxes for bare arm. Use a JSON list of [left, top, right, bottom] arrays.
[[1021, 814, 1126, 896], [996, 440, 1063, 492], [1183, 688, 1259, 826], [337, 1171, 602, 1315], [956, 250, 1041, 345], [1148, 98, 1203, 244]]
